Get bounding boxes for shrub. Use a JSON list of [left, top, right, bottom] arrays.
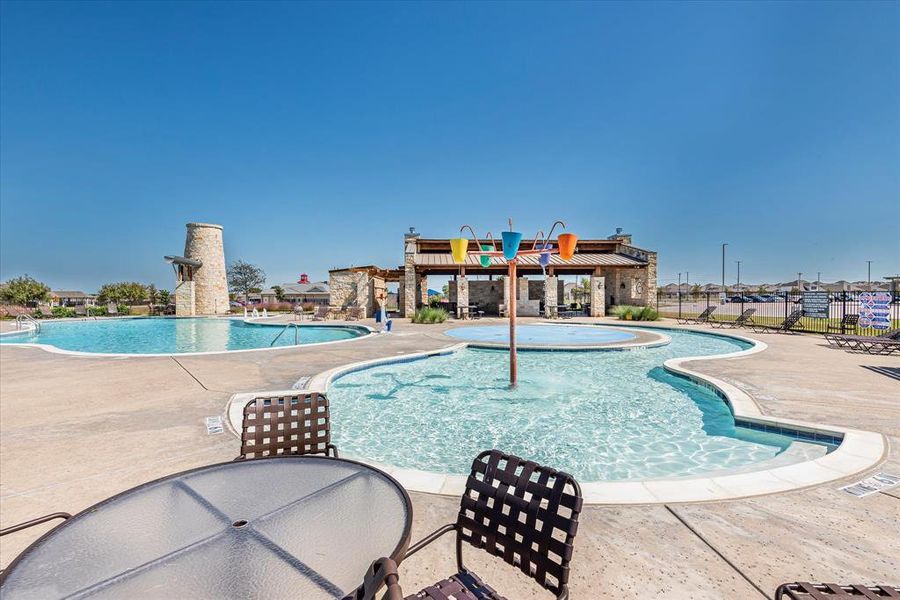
[[301, 303, 316, 313], [87, 306, 108, 317], [611, 305, 659, 321], [51, 306, 77, 318], [116, 304, 131, 315], [412, 306, 448, 324]]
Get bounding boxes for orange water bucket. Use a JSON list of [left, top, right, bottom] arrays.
[[558, 233, 578, 260], [450, 238, 469, 264]]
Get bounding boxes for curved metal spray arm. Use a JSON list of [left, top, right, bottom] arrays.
[[459, 225, 481, 246], [530, 230, 546, 251], [545, 220, 567, 243], [484, 232, 497, 251]]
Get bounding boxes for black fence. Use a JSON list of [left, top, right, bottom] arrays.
[[656, 290, 900, 336]]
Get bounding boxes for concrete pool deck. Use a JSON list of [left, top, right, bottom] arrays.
[[1, 316, 898, 598]]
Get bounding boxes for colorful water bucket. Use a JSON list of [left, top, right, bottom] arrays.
[[450, 238, 469, 264], [479, 244, 493, 268], [539, 243, 553, 268], [501, 231, 523, 260], [558, 233, 578, 260]]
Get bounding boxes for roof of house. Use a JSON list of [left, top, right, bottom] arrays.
[[51, 290, 96, 298], [260, 282, 330, 295]]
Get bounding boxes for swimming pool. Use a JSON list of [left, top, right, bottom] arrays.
[[328, 328, 833, 481], [0, 318, 369, 355], [445, 324, 637, 346]]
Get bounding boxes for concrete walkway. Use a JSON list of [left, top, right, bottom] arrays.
[[0, 317, 897, 598]]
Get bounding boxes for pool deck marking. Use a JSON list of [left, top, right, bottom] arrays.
[[223, 328, 887, 505], [0, 317, 376, 357]]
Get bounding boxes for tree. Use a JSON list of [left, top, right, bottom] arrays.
[[227, 260, 266, 299], [98, 282, 148, 305], [147, 283, 158, 306], [272, 285, 285, 302], [158, 289, 171, 306], [0, 275, 51, 305]]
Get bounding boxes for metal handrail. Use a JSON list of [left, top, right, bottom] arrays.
[[269, 323, 300, 346], [15, 314, 41, 333]]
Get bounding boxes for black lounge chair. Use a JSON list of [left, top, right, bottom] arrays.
[[750, 309, 803, 333], [676, 306, 717, 325], [237, 392, 338, 459], [824, 328, 900, 351], [826, 314, 860, 336], [775, 582, 899, 598], [356, 450, 583, 600], [710, 308, 756, 329]]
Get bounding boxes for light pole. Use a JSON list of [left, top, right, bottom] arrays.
[[867, 261, 873, 291], [721, 243, 728, 293], [817, 271, 821, 292], [797, 272, 803, 293], [736, 260, 741, 292]]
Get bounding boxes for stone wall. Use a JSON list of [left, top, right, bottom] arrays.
[[175, 281, 195, 317], [184, 223, 229, 315], [329, 270, 369, 315]]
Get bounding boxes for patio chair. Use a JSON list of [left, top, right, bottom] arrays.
[[401, 449, 583, 600], [750, 309, 803, 334], [676, 306, 716, 325], [345, 557, 403, 600], [824, 328, 899, 350], [775, 582, 899, 598], [826, 314, 859, 336], [237, 392, 338, 459], [74, 305, 87, 317], [107, 303, 119, 316], [710, 308, 756, 329], [312, 305, 331, 321]]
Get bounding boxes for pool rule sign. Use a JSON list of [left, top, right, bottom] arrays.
[[802, 291, 830, 319], [859, 292, 892, 330]]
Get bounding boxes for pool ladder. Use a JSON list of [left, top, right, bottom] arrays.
[[270, 323, 300, 346], [15, 314, 41, 333]]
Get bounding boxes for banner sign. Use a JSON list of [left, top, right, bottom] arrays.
[[858, 292, 892, 330], [802, 291, 830, 319]]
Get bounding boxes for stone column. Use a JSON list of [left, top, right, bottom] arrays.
[[517, 277, 529, 300], [402, 230, 419, 317], [419, 275, 428, 305], [590, 270, 605, 317], [175, 281, 195, 316], [456, 276, 469, 318], [501, 276, 510, 315], [645, 252, 658, 307], [543, 276, 558, 318]]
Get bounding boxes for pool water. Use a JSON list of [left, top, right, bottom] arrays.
[[329, 328, 813, 481], [445, 324, 636, 345], [0, 318, 367, 354]]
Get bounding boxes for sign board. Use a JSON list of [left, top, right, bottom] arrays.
[[858, 292, 892, 330], [801, 291, 830, 319]]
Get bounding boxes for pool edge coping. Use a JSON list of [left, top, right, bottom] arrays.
[[223, 327, 887, 505]]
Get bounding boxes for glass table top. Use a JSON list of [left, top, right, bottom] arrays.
[[0, 457, 411, 599]]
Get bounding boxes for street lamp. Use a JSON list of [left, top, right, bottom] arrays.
[[867, 261, 873, 291], [736, 260, 741, 291]]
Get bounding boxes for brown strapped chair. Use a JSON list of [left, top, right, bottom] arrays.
[[775, 582, 900, 599], [345, 557, 403, 600], [238, 392, 338, 459], [402, 449, 583, 600]]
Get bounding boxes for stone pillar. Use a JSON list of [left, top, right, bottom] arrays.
[[456, 276, 469, 318], [645, 252, 658, 307], [501, 276, 510, 315], [517, 277, 529, 300], [419, 275, 428, 305], [590, 270, 605, 317], [183, 223, 229, 315], [398, 279, 406, 314], [175, 281, 195, 317], [402, 230, 419, 317], [543, 276, 558, 318]]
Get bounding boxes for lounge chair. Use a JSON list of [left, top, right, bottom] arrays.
[[824, 328, 899, 351], [312, 305, 331, 321], [384, 449, 583, 600], [74, 305, 87, 317], [237, 392, 338, 459], [750, 309, 803, 333], [826, 314, 860, 336], [107, 303, 119, 316], [710, 308, 756, 328], [345, 306, 363, 321], [676, 306, 717, 325], [856, 333, 900, 356], [775, 582, 899, 599]]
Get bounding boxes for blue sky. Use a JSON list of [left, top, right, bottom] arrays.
[[1, 1, 898, 291]]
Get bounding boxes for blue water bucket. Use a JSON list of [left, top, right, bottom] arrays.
[[502, 231, 523, 260]]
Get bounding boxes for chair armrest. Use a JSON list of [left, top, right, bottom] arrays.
[[346, 557, 403, 600], [404, 523, 458, 559], [1, 512, 72, 537]]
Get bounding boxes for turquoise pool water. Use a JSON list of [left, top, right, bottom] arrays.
[[445, 324, 636, 345], [0, 318, 368, 354], [329, 328, 813, 481]]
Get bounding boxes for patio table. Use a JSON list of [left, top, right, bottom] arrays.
[[0, 456, 412, 600]]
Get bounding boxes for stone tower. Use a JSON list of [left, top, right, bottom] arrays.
[[183, 223, 229, 315]]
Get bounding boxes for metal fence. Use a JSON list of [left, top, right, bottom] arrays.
[[656, 290, 900, 336]]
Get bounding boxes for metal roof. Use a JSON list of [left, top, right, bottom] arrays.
[[411, 253, 646, 267]]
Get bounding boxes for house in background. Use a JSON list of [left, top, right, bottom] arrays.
[[255, 280, 330, 306], [51, 290, 98, 307]]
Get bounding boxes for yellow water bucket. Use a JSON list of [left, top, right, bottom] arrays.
[[450, 238, 469, 264]]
